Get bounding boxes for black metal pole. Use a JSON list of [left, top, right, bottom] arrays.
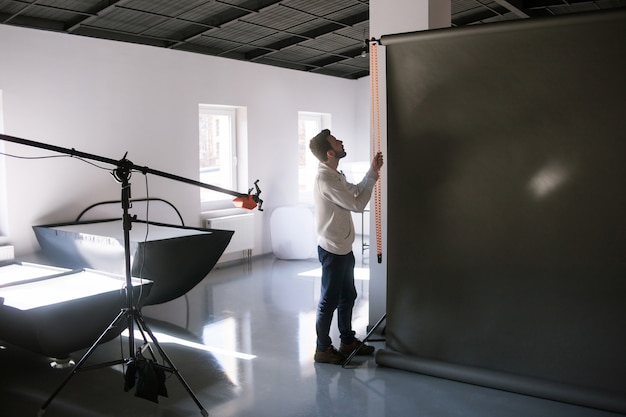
[[0, 133, 249, 198], [117, 162, 136, 358], [342, 313, 386, 368]]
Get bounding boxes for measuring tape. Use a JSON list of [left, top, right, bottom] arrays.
[[370, 39, 383, 264]]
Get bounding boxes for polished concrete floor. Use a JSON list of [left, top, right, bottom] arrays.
[[1, 251, 623, 417]]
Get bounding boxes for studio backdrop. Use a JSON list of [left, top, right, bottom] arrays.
[[376, 10, 626, 414]]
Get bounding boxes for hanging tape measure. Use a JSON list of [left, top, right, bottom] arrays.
[[370, 39, 383, 264]]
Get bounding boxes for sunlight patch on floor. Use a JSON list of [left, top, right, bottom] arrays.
[[298, 267, 369, 280], [121, 329, 257, 360]]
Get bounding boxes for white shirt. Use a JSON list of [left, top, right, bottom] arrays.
[[313, 163, 378, 255]]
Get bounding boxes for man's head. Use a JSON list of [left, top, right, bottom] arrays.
[[309, 129, 346, 164]]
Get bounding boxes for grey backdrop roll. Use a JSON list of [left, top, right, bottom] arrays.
[[377, 10, 626, 414]]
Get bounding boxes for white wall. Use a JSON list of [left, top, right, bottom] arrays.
[[0, 24, 367, 256], [368, 0, 451, 328]]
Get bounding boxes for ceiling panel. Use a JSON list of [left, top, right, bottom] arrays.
[[1, 0, 625, 79]]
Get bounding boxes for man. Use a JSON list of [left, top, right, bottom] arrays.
[[309, 129, 384, 364]]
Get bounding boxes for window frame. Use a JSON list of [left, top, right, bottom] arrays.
[[198, 103, 249, 212], [298, 111, 331, 204], [199, 104, 241, 212]]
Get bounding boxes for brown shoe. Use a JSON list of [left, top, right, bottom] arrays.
[[339, 339, 375, 356], [314, 345, 346, 364]]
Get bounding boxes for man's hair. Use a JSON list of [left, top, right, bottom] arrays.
[[309, 129, 332, 162]]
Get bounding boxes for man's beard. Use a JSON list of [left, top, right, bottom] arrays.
[[336, 150, 347, 158]]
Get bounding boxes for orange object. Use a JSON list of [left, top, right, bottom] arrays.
[[370, 40, 383, 264], [232, 195, 258, 210]]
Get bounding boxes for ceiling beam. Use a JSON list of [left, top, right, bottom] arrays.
[[523, 0, 571, 7], [308, 45, 365, 66], [2, 0, 42, 24], [168, 0, 284, 50], [67, 0, 131, 33], [452, 6, 508, 25], [493, 0, 530, 18], [70, 25, 179, 48], [244, 10, 368, 61], [0, 12, 65, 31]]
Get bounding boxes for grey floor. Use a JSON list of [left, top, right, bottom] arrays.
[[1, 251, 623, 417]]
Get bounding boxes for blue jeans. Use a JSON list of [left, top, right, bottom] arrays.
[[316, 246, 357, 351]]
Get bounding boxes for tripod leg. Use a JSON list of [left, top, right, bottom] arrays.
[[131, 315, 158, 361], [134, 313, 209, 417], [342, 313, 386, 368], [38, 309, 129, 416]]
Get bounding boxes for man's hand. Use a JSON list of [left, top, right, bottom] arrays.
[[368, 152, 384, 181], [372, 152, 384, 171]]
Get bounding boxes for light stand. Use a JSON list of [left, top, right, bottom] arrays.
[[1, 133, 263, 416], [342, 313, 386, 368]]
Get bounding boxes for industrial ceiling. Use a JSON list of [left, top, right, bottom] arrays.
[[1, 0, 625, 79]]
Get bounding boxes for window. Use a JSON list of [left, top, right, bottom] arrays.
[[298, 112, 330, 203], [199, 105, 247, 210]]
